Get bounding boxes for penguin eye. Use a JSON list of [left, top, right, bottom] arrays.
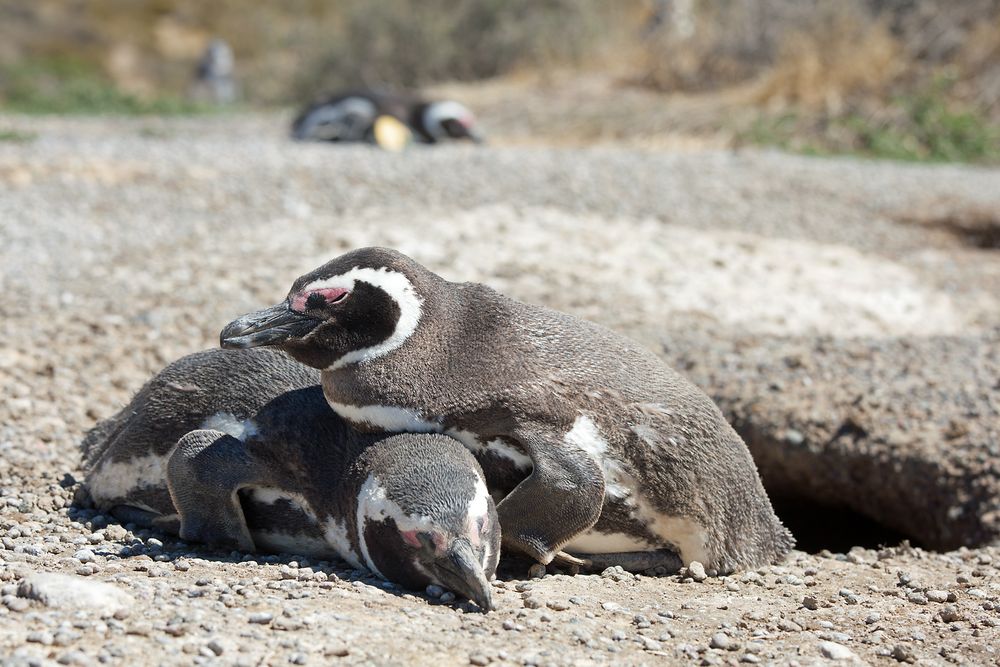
[[292, 287, 350, 312]]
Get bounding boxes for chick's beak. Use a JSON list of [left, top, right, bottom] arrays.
[[220, 302, 319, 349], [430, 538, 494, 612]]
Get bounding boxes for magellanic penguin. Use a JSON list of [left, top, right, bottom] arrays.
[[80, 348, 500, 610], [220, 247, 795, 575], [291, 89, 482, 146]]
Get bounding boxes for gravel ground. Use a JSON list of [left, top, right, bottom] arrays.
[[1, 114, 999, 666]]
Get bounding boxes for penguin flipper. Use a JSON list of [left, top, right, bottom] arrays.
[[497, 425, 606, 564], [166, 429, 261, 553]]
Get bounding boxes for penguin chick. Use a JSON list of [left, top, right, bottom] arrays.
[[221, 247, 794, 575], [81, 348, 499, 610]]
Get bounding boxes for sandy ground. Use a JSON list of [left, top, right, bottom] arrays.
[[1, 114, 999, 666]]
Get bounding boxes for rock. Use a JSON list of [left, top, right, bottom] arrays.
[[925, 589, 949, 603], [248, 612, 273, 624], [687, 561, 708, 582], [527, 563, 546, 579], [802, 595, 819, 610], [819, 641, 857, 661], [17, 573, 133, 618], [891, 644, 917, 663], [709, 633, 733, 650]]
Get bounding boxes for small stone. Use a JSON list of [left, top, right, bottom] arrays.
[[639, 636, 662, 651], [709, 633, 732, 650], [546, 600, 570, 611], [207, 639, 225, 656], [925, 590, 949, 603], [939, 606, 963, 623], [57, 651, 91, 666], [17, 572, 133, 618], [610, 629, 627, 641], [891, 644, 917, 663], [26, 631, 54, 645], [777, 619, 802, 632], [248, 612, 273, 624], [73, 549, 96, 563], [819, 641, 857, 661], [726, 581, 740, 592], [425, 584, 445, 598], [470, 655, 490, 666], [740, 655, 760, 664], [687, 561, 708, 582], [907, 592, 928, 605], [439, 591, 455, 603], [527, 564, 546, 579], [865, 612, 881, 624], [802, 595, 819, 610]]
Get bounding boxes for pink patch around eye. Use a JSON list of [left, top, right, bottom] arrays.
[[400, 530, 422, 548], [290, 287, 349, 312]]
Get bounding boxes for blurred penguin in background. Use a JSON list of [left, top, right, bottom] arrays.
[[192, 38, 237, 105], [291, 89, 482, 150]]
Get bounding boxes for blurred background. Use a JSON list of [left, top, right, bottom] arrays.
[[1, 0, 998, 161]]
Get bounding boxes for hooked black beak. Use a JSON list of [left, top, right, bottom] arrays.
[[429, 538, 494, 612], [220, 302, 319, 349]]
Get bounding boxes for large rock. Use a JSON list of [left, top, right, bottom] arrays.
[[665, 332, 1000, 550], [17, 572, 134, 618]]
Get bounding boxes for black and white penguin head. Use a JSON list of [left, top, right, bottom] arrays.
[[221, 247, 434, 370], [353, 434, 500, 611], [420, 100, 483, 143]]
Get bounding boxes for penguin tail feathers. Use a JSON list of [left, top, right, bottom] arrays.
[[79, 407, 130, 471]]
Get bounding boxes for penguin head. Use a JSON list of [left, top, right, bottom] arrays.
[[220, 247, 435, 370], [420, 100, 483, 143], [353, 434, 501, 611]]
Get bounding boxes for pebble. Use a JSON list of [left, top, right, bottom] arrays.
[[248, 612, 274, 624], [891, 644, 917, 663], [819, 641, 858, 661], [925, 589, 949, 603], [527, 563, 546, 579], [17, 572, 133, 618], [709, 633, 733, 650], [687, 561, 708, 582], [802, 595, 819, 610]]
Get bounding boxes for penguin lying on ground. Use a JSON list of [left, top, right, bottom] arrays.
[[80, 348, 499, 610], [291, 89, 482, 146], [221, 247, 795, 575]]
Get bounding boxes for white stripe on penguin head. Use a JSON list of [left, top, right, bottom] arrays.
[[301, 266, 423, 370]]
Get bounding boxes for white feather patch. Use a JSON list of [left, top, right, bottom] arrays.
[[355, 474, 439, 578], [323, 518, 363, 569], [244, 487, 318, 522], [200, 412, 259, 442], [564, 415, 632, 500], [302, 266, 423, 370], [564, 530, 657, 554], [86, 454, 167, 505]]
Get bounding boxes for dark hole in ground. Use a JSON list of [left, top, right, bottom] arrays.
[[770, 495, 919, 554]]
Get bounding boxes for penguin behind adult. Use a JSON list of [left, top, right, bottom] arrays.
[[80, 348, 499, 610], [291, 89, 482, 146], [221, 247, 795, 575]]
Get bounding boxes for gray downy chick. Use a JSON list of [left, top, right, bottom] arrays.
[[221, 247, 795, 574], [80, 347, 499, 610]]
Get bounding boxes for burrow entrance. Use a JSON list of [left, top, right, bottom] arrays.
[[769, 494, 919, 554]]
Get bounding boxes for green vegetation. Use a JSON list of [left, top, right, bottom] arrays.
[[0, 57, 206, 115], [0, 128, 37, 142], [743, 81, 1000, 164]]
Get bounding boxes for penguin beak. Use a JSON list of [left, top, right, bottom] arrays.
[[220, 302, 319, 349], [429, 538, 494, 612]]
